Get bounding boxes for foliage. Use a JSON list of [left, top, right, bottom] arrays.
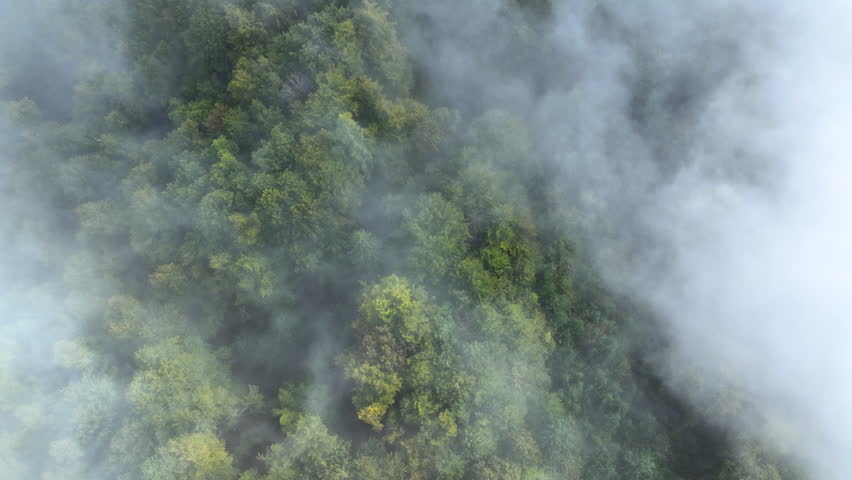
[[0, 1, 795, 479]]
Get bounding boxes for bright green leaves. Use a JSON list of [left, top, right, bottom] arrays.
[[251, 123, 368, 271], [211, 137, 252, 204], [348, 275, 427, 429], [350, 229, 382, 269], [333, 112, 374, 176], [298, 69, 363, 130], [343, 183, 554, 475], [453, 208, 540, 306], [283, 5, 353, 76], [127, 338, 260, 441], [717, 443, 787, 480], [528, 393, 583, 478], [345, 275, 465, 446], [262, 416, 351, 480], [256, 171, 313, 227], [252, 124, 295, 173], [403, 194, 470, 285], [105, 295, 146, 339], [209, 252, 278, 301], [471, 210, 540, 301], [352, 1, 413, 95], [352, 440, 408, 480], [223, 4, 270, 59], [267, 384, 353, 479], [332, 19, 362, 74], [302, 132, 367, 210], [481, 220, 535, 283], [349, 364, 402, 430], [283, 2, 411, 95], [274, 383, 309, 432], [357, 276, 427, 332], [198, 189, 237, 241], [536, 239, 578, 345], [348, 277, 431, 430], [228, 211, 262, 247], [142, 432, 238, 480], [228, 56, 281, 104]]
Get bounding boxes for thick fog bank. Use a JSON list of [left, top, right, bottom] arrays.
[[403, 1, 852, 478]]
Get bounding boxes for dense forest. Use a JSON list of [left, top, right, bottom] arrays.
[[0, 1, 801, 479]]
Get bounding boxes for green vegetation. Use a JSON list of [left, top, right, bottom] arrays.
[[0, 1, 795, 479]]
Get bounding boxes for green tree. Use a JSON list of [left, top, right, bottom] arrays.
[[143, 432, 238, 480], [126, 338, 261, 440], [262, 416, 351, 480], [403, 194, 470, 285]]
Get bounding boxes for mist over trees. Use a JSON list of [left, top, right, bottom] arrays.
[[0, 1, 810, 479]]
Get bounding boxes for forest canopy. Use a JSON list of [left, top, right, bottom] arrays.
[[0, 1, 798, 479]]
